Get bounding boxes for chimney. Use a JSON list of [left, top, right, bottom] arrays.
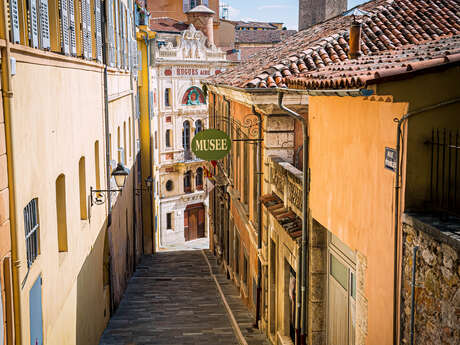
[[186, 3, 215, 45], [348, 20, 362, 59]]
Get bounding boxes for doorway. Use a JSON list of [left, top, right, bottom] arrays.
[[184, 203, 205, 242]]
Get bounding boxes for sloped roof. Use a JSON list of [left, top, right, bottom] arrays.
[[186, 5, 215, 14], [235, 21, 279, 30], [287, 35, 460, 89], [236, 30, 297, 44], [150, 17, 188, 33], [207, 0, 460, 89]]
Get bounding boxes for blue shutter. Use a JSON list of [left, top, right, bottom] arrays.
[[29, 276, 44, 345], [28, 0, 39, 48], [68, 0, 76, 56], [38, 0, 51, 49], [183, 0, 190, 13], [95, 0, 102, 63], [10, 0, 21, 44], [60, 0, 70, 55]]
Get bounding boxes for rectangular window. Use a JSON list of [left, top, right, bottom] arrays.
[[166, 212, 172, 230], [165, 88, 171, 107], [24, 199, 40, 267]]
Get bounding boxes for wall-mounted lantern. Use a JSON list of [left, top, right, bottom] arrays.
[[90, 163, 130, 206]]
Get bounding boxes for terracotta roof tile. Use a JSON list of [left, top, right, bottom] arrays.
[[235, 30, 296, 44], [150, 17, 188, 33], [286, 36, 460, 89], [207, 0, 460, 89]]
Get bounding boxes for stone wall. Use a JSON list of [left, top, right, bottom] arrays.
[[299, 0, 347, 31], [401, 214, 460, 345]]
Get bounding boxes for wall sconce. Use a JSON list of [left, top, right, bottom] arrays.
[[90, 163, 130, 206], [135, 176, 153, 196]]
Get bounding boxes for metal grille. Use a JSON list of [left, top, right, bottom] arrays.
[[24, 199, 40, 268], [428, 129, 460, 217]]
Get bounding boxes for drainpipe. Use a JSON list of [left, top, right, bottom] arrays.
[[252, 106, 263, 328], [278, 92, 309, 345], [393, 96, 460, 345], [1, 1, 22, 342]]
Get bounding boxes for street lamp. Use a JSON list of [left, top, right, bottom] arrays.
[[90, 163, 130, 206], [135, 176, 153, 195]]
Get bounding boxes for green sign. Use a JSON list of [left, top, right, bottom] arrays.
[[192, 129, 232, 161]]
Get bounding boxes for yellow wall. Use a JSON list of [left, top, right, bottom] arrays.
[[308, 96, 408, 345], [8, 39, 137, 344]]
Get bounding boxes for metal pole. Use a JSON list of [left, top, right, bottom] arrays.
[[409, 246, 418, 345], [278, 93, 309, 345]]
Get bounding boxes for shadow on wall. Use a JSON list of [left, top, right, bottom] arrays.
[[76, 155, 143, 345], [75, 221, 110, 345]]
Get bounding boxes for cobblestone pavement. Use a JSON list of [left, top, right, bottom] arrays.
[[99, 250, 270, 345]]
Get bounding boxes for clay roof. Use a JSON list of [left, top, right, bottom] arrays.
[[150, 17, 189, 33], [207, 0, 460, 89], [235, 30, 297, 44], [235, 21, 280, 30], [287, 35, 460, 89], [186, 4, 215, 14]]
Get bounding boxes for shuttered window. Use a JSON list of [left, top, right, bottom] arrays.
[[183, 0, 190, 13], [60, 0, 70, 54], [68, 0, 76, 55], [81, 0, 87, 58], [27, 0, 39, 48], [10, 0, 21, 43], [114, 0, 120, 68], [85, 0, 92, 59], [24, 199, 40, 268], [38, 0, 51, 49], [95, 0, 102, 62], [106, 0, 115, 66]]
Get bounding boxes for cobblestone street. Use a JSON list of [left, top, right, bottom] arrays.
[[99, 249, 271, 345]]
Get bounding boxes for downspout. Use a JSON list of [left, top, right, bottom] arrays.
[[252, 106, 263, 329], [1, 1, 22, 342], [101, 4, 115, 315], [393, 96, 460, 345], [278, 93, 309, 345], [139, 28, 154, 253], [130, 1, 137, 271]]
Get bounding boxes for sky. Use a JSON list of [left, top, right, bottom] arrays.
[[221, 0, 372, 30]]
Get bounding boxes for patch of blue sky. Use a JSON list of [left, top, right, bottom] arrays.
[[220, 0, 372, 30]]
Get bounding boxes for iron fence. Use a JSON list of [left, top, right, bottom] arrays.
[[427, 129, 460, 217]]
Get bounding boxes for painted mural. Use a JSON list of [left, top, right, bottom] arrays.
[[181, 86, 206, 105]]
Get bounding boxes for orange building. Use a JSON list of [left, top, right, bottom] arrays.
[[203, 1, 460, 345]]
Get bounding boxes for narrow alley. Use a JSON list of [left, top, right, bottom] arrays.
[[99, 249, 271, 345]]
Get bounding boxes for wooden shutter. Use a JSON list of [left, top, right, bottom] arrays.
[[10, 0, 21, 43], [115, 0, 120, 68], [28, 0, 39, 48], [38, 0, 51, 49], [106, 0, 115, 66], [81, 0, 87, 58], [120, 5, 125, 69], [183, 0, 190, 13], [60, 0, 70, 55], [94, 0, 102, 62], [85, 0, 92, 59], [68, 0, 76, 55]]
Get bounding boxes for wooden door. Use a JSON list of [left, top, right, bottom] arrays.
[[197, 206, 205, 238], [188, 210, 198, 241], [328, 273, 348, 345], [184, 209, 189, 241]]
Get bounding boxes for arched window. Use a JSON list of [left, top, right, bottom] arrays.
[[196, 167, 203, 190], [183, 121, 190, 150], [184, 170, 192, 193], [166, 129, 171, 147], [195, 120, 202, 135], [79, 157, 87, 220], [56, 174, 68, 252], [166, 180, 174, 191]]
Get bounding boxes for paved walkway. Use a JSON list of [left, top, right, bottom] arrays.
[[99, 250, 271, 345]]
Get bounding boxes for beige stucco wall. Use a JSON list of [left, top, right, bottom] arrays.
[[9, 42, 136, 344]]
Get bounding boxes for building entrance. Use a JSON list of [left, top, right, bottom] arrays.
[[184, 203, 205, 241]]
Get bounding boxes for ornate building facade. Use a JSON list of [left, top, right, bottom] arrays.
[[149, 13, 231, 249]]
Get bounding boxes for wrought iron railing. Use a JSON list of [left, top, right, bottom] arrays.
[[427, 129, 460, 217]]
